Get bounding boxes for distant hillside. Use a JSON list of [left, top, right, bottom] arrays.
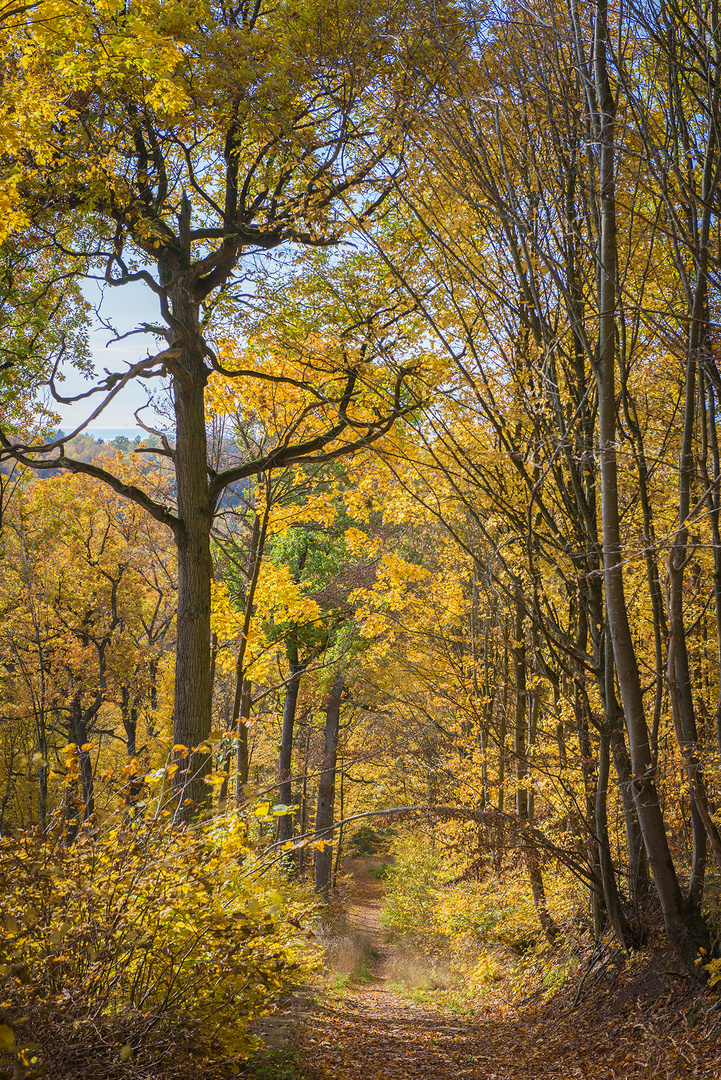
[[56, 431, 160, 463], [0, 431, 162, 478]]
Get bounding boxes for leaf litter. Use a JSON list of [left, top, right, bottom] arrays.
[[290, 863, 721, 1080]]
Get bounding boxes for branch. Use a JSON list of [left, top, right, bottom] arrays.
[[15, 351, 179, 457], [133, 404, 175, 458], [0, 436, 180, 536], [259, 803, 599, 889], [209, 368, 418, 503]]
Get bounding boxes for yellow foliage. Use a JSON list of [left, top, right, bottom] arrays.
[[0, 812, 320, 1071]]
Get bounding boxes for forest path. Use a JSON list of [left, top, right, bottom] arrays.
[[292, 858, 721, 1080], [294, 857, 559, 1080]]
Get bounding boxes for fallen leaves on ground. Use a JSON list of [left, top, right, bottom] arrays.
[[293, 862, 721, 1080], [296, 974, 721, 1079]]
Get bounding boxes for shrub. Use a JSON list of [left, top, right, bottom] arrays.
[[380, 832, 580, 1006], [381, 834, 445, 953], [0, 812, 318, 1079]]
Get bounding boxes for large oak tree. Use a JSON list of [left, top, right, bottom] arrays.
[[0, 0, 455, 809]]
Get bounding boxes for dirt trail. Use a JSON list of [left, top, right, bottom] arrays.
[[292, 858, 721, 1080], [296, 857, 486, 1080]]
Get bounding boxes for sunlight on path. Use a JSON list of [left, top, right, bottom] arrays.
[[296, 859, 549, 1080], [292, 859, 721, 1080]]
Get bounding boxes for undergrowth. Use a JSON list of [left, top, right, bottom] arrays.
[[380, 832, 583, 1009], [321, 925, 379, 993], [239, 1047, 311, 1080], [0, 810, 319, 1079]]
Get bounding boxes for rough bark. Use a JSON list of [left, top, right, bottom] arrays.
[[172, 348, 213, 817]]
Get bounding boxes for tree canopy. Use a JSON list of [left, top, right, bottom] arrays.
[[5, 1, 721, 1077]]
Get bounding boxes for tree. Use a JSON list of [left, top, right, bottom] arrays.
[[339, 0, 721, 968], [0, 0, 449, 811], [0, 238, 90, 436], [0, 461, 175, 833], [314, 670, 345, 899]]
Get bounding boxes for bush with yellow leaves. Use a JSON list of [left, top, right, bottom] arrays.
[[381, 832, 583, 1007], [0, 811, 319, 1080], [381, 834, 445, 954]]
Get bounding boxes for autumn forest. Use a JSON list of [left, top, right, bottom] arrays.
[[2, 0, 721, 1077]]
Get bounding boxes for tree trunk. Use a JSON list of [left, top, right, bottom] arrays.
[[576, 678, 603, 939], [298, 725, 311, 880], [172, 361, 213, 817], [69, 692, 95, 832], [609, 725, 649, 909], [699, 371, 721, 756], [334, 761, 344, 887], [223, 507, 268, 808], [589, 0, 710, 971], [594, 631, 630, 947], [235, 680, 251, 801], [121, 686, 143, 806], [278, 637, 305, 844], [37, 711, 48, 833], [514, 593, 558, 944], [217, 695, 232, 808], [314, 672, 344, 900]]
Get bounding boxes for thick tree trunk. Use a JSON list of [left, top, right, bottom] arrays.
[[172, 364, 213, 817], [314, 673, 344, 900]]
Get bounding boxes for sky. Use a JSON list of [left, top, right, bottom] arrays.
[[52, 278, 169, 433]]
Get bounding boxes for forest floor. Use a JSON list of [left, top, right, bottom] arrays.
[[270, 857, 721, 1080]]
